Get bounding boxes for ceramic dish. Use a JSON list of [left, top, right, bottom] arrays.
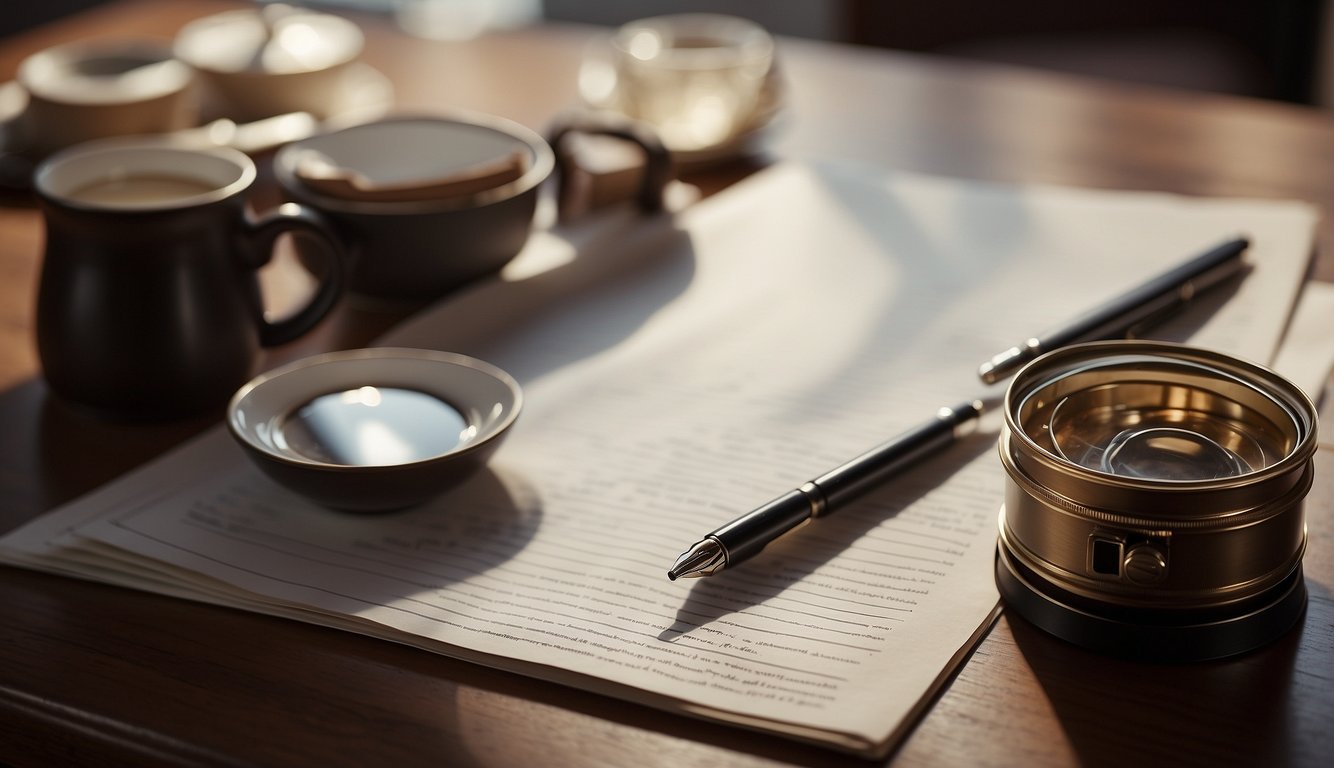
[[136, 64, 394, 157], [227, 348, 522, 511], [195, 62, 395, 130]]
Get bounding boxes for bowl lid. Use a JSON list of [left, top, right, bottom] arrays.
[[274, 114, 554, 213]]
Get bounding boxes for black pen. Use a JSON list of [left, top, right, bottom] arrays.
[[667, 236, 1252, 581], [977, 236, 1250, 384], [667, 400, 984, 580]]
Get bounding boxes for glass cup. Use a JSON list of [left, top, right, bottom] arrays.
[[605, 13, 774, 153]]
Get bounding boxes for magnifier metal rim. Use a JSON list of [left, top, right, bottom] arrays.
[[1004, 341, 1317, 490]]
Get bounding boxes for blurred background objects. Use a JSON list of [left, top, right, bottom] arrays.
[[0, 0, 1327, 104]]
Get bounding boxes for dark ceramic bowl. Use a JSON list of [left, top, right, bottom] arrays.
[[227, 348, 522, 512], [273, 114, 554, 301]]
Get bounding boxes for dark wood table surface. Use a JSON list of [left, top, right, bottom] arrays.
[[2, 2, 1333, 766]]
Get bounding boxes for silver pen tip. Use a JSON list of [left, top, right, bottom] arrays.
[[667, 538, 727, 580]]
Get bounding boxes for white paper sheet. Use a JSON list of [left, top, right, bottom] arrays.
[[1271, 281, 1334, 422]]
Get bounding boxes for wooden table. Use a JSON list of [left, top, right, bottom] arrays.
[[2, 2, 1333, 765]]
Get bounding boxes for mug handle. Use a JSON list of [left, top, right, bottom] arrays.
[[0, 80, 36, 192], [244, 202, 346, 347], [547, 109, 674, 215]]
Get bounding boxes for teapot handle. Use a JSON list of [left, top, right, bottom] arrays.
[[244, 203, 346, 347], [547, 110, 674, 216]]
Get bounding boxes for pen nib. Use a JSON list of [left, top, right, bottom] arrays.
[[667, 538, 727, 581]]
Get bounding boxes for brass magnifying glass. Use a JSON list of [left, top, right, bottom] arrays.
[[996, 340, 1317, 662]]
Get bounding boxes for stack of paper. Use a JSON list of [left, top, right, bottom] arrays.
[[0, 163, 1318, 756]]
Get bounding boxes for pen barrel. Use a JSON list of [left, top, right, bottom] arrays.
[[1040, 238, 1248, 350], [813, 411, 960, 508], [980, 238, 1250, 384], [713, 489, 814, 563]]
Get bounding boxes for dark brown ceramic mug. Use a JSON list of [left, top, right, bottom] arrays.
[[34, 140, 344, 418]]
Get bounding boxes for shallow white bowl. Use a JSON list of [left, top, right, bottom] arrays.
[[227, 348, 521, 511], [174, 7, 365, 121]]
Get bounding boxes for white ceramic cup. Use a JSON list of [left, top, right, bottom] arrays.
[[1, 40, 196, 157]]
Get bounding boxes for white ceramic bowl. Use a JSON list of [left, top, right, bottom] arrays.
[[174, 7, 365, 120], [228, 348, 521, 511]]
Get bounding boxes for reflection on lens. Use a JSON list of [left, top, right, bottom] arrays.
[[995, 341, 1316, 662], [1100, 426, 1247, 480], [1044, 383, 1276, 481]]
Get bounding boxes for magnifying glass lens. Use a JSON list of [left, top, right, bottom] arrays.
[[1046, 387, 1276, 481]]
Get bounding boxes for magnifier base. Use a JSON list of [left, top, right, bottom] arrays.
[[995, 542, 1307, 663]]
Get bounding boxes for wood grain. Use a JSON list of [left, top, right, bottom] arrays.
[[2, 2, 1332, 766]]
